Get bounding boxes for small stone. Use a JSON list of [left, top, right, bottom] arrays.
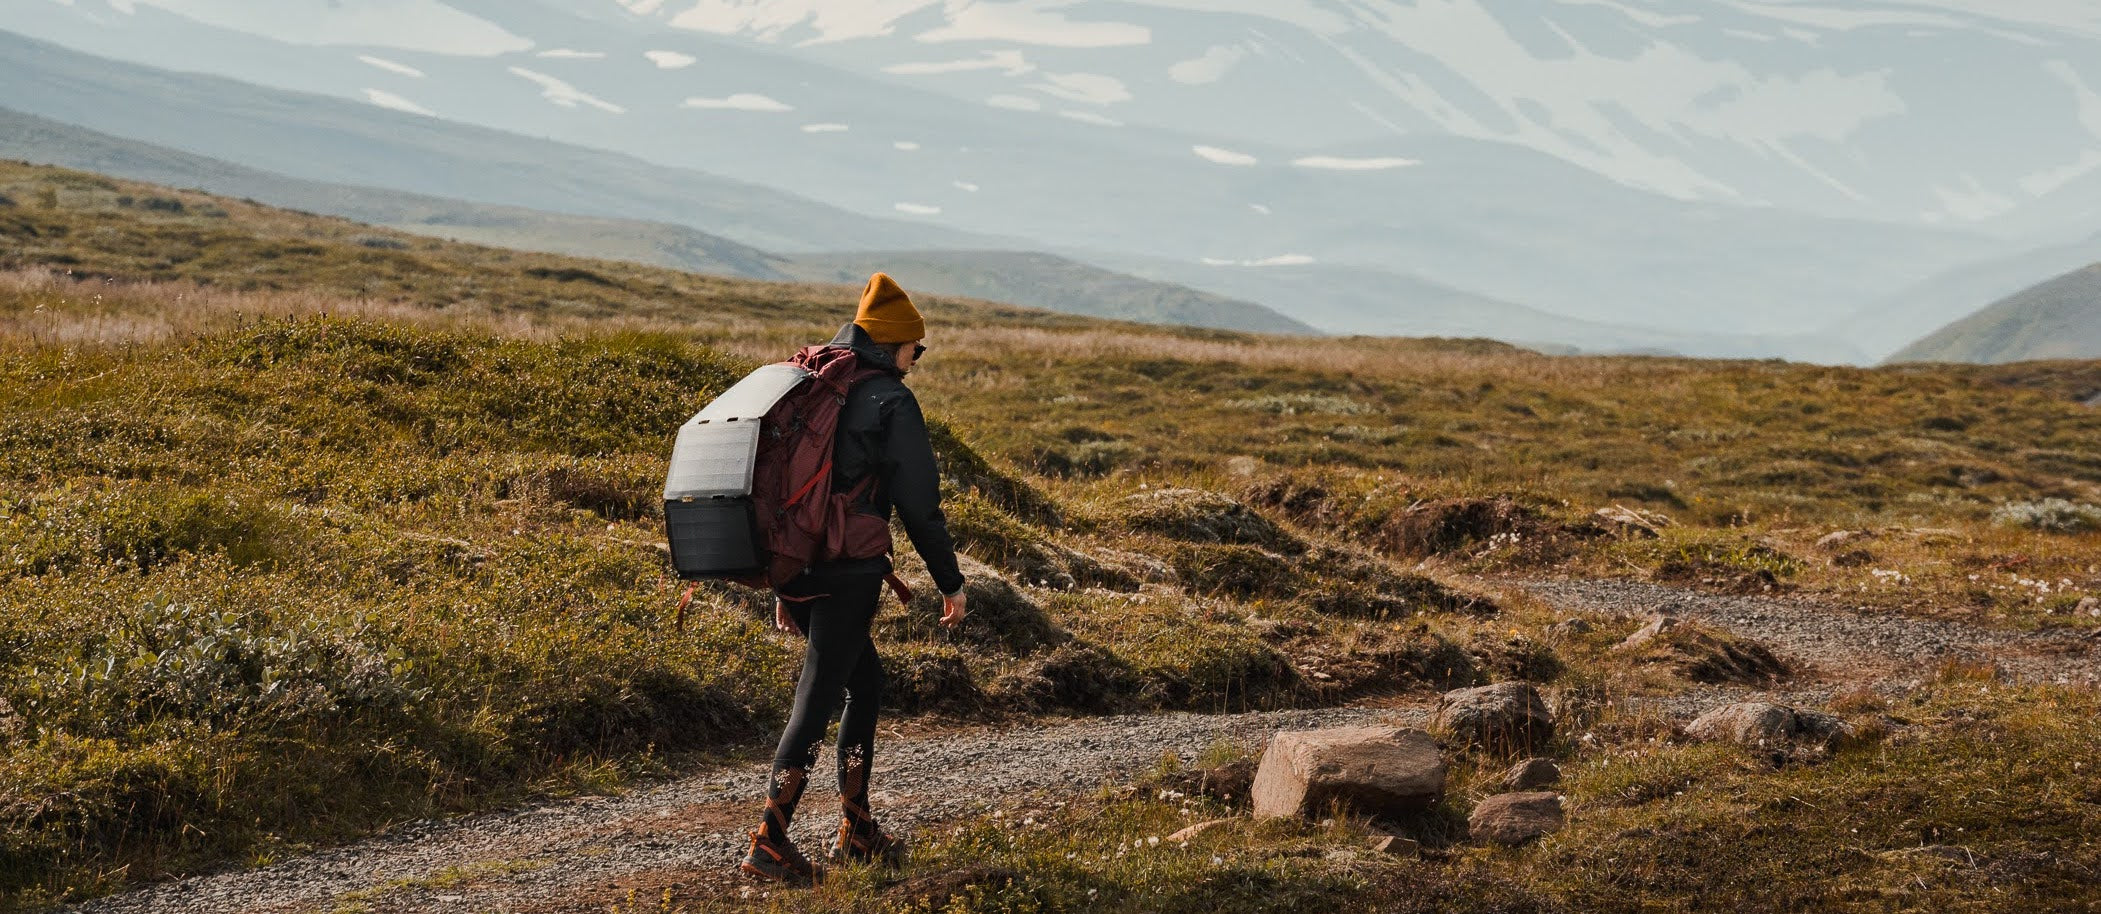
[[2076, 597, 2100, 617], [1817, 529, 1874, 550], [1613, 615, 1681, 652], [1502, 757, 1562, 791], [1545, 618, 1592, 640], [1470, 792, 1565, 845], [1368, 834, 1420, 856], [1166, 818, 1239, 843]]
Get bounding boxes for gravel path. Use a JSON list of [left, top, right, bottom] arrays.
[[70, 704, 1426, 914], [1518, 578, 2101, 690], [62, 579, 2098, 913]]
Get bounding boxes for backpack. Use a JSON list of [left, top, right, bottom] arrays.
[[662, 345, 910, 625]]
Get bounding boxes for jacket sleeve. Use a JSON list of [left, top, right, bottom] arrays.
[[883, 388, 967, 596]]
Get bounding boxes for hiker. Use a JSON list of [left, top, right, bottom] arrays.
[[741, 273, 969, 884]]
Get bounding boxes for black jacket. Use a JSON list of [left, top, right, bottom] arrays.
[[813, 323, 966, 596]]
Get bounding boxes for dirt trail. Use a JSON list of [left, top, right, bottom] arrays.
[[64, 580, 2097, 914]]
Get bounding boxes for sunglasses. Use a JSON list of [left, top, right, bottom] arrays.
[[911, 343, 928, 359]]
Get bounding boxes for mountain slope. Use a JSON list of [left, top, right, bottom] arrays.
[[0, 109, 1316, 334], [0, 22, 2005, 353], [1889, 265, 2101, 363], [777, 250, 1315, 335], [1826, 229, 2101, 361]]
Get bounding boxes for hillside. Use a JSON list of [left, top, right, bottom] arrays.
[[778, 250, 1315, 335], [1826, 229, 2101, 361], [1890, 264, 2101, 363], [4, 163, 2101, 912]]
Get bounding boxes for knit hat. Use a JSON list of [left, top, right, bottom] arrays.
[[854, 272, 925, 344]]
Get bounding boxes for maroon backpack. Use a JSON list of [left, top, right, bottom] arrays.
[[666, 345, 910, 626]]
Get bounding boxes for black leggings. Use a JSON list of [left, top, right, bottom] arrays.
[[759, 571, 886, 840]]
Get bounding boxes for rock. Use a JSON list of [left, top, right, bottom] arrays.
[[1250, 726, 1446, 820], [1502, 757, 1562, 791], [1831, 549, 1875, 568], [1469, 792, 1565, 845], [1685, 702, 1796, 747], [1686, 702, 1854, 756], [1612, 614, 1682, 652], [2077, 596, 2100, 618], [1436, 682, 1556, 756], [1166, 818, 1239, 843], [1368, 834, 1420, 856], [1545, 618, 1592, 640]]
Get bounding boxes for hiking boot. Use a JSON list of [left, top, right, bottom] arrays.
[[740, 830, 822, 885], [828, 817, 908, 868]]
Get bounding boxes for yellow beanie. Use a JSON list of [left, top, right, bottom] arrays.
[[854, 272, 925, 344]]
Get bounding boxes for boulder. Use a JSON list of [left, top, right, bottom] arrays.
[[1592, 505, 1671, 538], [1251, 726, 1446, 820], [1470, 792, 1565, 845], [1502, 757, 1562, 791], [1436, 682, 1556, 756]]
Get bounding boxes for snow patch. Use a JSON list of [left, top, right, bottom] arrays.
[[644, 50, 697, 69], [358, 54, 425, 78], [682, 93, 793, 111], [953, 180, 980, 192], [1169, 45, 1246, 85], [2022, 149, 2101, 197], [894, 140, 921, 150], [801, 122, 850, 133], [1293, 155, 1421, 171], [1202, 254, 1315, 267], [986, 94, 1042, 112], [1029, 71, 1131, 105], [362, 88, 433, 116], [1059, 110, 1123, 126], [1192, 145, 1258, 166], [537, 48, 605, 59], [508, 67, 626, 113], [1555, 0, 1700, 28], [1930, 176, 2018, 221], [668, 0, 937, 44], [883, 50, 1034, 76], [894, 203, 941, 215], [916, 2, 1150, 47], [1249, 203, 1272, 215]]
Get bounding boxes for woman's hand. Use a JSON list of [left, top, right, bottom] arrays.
[[774, 598, 803, 636], [940, 591, 968, 628]]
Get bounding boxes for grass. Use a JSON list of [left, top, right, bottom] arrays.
[[1, 161, 2098, 911]]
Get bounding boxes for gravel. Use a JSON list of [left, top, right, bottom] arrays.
[[62, 578, 2099, 913]]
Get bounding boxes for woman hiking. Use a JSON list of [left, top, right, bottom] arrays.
[[741, 273, 969, 884]]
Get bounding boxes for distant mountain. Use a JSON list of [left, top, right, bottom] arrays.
[[1077, 254, 1874, 362], [0, 107, 792, 279], [1890, 265, 2101, 363], [0, 19, 2013, 357], [0, 108, 1313, 334], [0, 29, 998, 255], [1826, 230, 2101, 361], [778, 251, 1314, 335]]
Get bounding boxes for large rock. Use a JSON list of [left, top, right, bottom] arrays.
[[1250, 726, 1446, 820], [1470, 792, 1566, 845], [1686, 702, 1852, 755], [1436, 682, 1555, 756]]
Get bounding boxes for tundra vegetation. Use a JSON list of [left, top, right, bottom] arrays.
[[1, 162, 2097, 911]]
